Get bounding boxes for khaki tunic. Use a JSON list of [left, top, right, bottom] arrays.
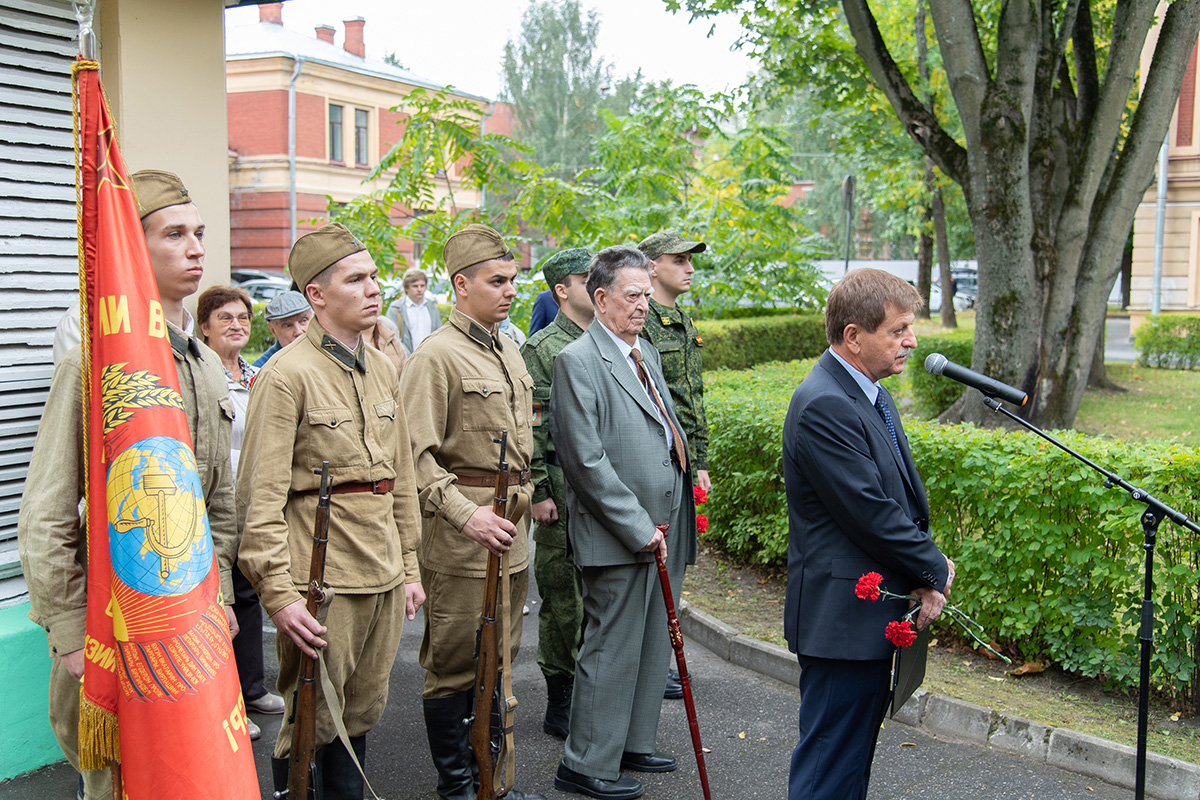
[[369, 317, 407, 379], [236, 318, 421, 616], [400, 308, 535, 578]]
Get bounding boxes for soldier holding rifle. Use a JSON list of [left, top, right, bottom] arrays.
[[237, 223, 424, 800], [400, 224, 544, 800]]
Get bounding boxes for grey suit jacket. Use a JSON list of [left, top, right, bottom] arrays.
[[550, 323, 697, 568]]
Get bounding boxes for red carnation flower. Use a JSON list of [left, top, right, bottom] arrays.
[[693, 486, 708, 505], [855, 572, 884, 602], [696, 514, 709, 534], [885, 620, 917, 648]]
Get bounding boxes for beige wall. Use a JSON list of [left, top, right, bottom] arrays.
[[99, 0, 231, 301]]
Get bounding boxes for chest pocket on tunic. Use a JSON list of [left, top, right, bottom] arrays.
[[306, 406, 360, 465], [461, 378, 507, 431]]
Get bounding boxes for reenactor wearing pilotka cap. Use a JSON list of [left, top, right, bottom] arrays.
[[519, 248, 593, 740], [19, 170, 237, 800], [399, 223, 545, 800], [236, 222, 425, 800]]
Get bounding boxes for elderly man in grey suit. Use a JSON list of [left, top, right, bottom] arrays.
[[550, 246, 696, 800]]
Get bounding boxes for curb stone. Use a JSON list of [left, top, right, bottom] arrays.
[[678, 600, 1200, 800]]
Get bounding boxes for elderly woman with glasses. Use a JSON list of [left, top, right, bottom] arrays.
[[196, 284, 286, 737]]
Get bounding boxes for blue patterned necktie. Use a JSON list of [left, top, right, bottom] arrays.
[[874, 393, 903, 459]]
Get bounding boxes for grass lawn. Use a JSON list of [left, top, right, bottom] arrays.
[[686, 343, 1200, 764], [1076, 363, 1200, 444]]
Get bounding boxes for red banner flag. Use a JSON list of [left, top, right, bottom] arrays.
[[73, 60, 258, 798]]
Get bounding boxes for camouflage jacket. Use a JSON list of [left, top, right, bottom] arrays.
[[520, 310, 586, 546], [642, 297, 708, 472]]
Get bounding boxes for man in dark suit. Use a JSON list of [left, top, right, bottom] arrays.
[[550, 246, 696, 800], [782, 267, 955, 800]]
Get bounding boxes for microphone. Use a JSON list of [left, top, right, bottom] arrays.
[[924, 353, 1028, 407]]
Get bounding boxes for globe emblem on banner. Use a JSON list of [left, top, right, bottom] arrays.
[[106, 436, 212, 596]]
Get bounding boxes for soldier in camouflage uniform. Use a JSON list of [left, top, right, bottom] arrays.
[[638, 229, 710, 701], [519, 248, 594, 738]]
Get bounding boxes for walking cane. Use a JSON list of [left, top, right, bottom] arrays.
[[653, 524, 713, 800]]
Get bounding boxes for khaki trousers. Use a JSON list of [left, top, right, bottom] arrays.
[[274, 587, 405, 758], [418, 566, 528, 698], [47, 656, 113, 800]]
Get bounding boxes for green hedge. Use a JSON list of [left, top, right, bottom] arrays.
[[705, 359, 1200, 710], [245, 301, 272, 360], [695, 315, 827, 371], [909, 329, 975, 417], [1135, 314, 1200, 369], [690, 306, 804, 321]]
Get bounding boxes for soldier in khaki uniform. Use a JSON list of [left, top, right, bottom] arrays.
[[519, 248, 593, 739], [18, 171, 238, 800], [237, 223, 424, 800], [400, 224, 544, 800]]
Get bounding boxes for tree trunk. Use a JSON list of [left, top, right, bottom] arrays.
[[932, 184, 957, 329], [916, 206, 933, 321]]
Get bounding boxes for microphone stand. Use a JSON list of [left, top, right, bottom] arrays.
[[981, 396, 1200, 800]]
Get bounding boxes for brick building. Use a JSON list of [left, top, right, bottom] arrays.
[[225, 3, 495, 275]]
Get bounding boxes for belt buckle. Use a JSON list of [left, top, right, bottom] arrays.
[[372, 479, 388, 494]]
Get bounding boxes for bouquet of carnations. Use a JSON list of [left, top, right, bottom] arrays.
[[854, 571, 1009, 662], [694, 486, 708, 534]]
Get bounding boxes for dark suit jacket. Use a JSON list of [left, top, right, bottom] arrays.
[[550, 323, 697, 568], [783, 349, 948, 661]]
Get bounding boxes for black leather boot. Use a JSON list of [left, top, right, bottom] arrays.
[[319, 735, 366, 800], [542, 673, 573, 739], [423, 692, 475, 800], [272, 754, 323, 800]]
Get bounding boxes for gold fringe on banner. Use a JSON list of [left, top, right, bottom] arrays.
[[78, 689, 120, 771]]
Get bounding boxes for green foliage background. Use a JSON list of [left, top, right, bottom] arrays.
[[1135, 315, 1200, 370]]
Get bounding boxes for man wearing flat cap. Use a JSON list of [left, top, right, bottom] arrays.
[[519, 248, 593, 739], [237, 222, 425, 799], [19, 169, 238, 800], [400, 223, 544, 800], [252, 290, 312, 368]]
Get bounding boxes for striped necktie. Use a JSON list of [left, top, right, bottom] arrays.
[[630, 347, 688, 472], [874, 392, 903, 459]]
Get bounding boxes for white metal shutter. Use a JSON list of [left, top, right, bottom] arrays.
[[0, 0, 80, 606]]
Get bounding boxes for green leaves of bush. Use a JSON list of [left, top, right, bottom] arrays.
[[695, 315, 827, 371], [706, 359, 1200, 708], [1135, 315, 1200, 369]]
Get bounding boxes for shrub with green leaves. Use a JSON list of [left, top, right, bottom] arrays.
[[705, 359, 1200, 710], [245, 301, 272, 361], [695, 315, 827, 371], [1135, 314, 1200, 369]]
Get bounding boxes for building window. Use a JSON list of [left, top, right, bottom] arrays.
[[329, 104, 344, 162], [355, 108, 369, 167]]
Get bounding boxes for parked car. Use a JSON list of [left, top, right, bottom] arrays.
[[238, 277, 291, 304], [927, 283, 974, 313], [230, 268, 277, 284]]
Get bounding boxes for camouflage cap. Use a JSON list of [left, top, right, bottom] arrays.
[[443, 223, 511, 277], [541, 247, 592, 289], [131, 170, 193, 220], [637, 230, 707, 261], [263, 290, 311, 321], [287, 223, 366, 290]]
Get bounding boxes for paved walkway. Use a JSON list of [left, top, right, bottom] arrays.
[[0, 568, 1138, 800]]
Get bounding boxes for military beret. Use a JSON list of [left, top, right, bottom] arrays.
[[131, 170, 192, 220], [263, 290, 311, 321], [637, 229, 707, 261], [288, 223, 366, 290], [443, 223, 511, 277], [541, 247, 592, 289]]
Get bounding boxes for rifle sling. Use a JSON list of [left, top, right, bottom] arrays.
[[500, 548, 516, 794]]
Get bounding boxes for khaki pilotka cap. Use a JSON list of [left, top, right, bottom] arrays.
[[541, 247, 591, 289], [637, 229, 707, 261], [131, 170, 193, 220], [287, 223, 367, 290], [443, 224, 511, 277]]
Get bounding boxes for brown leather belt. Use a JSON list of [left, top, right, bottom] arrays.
[[454, 470, 530, 488], [292, 478, 394, 496]]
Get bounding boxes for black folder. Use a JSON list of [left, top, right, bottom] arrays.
[[890, 625, 930, 717]]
